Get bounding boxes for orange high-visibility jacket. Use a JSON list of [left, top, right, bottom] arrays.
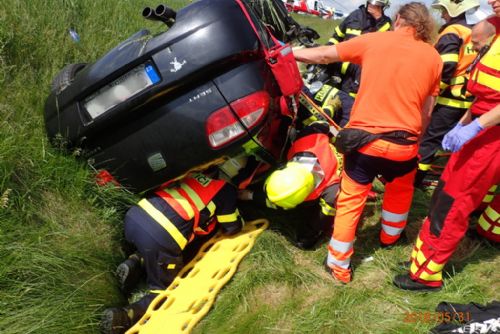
[[155, 174, 226, 235], [435, 21, 476, 109], [467, 32, 500, 116]]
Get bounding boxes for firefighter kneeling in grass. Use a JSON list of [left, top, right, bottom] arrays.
[[239, 120, 340, 250], [101, 171, 243, 334]]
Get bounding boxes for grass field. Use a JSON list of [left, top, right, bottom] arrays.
[[0, 1, 498, 333]]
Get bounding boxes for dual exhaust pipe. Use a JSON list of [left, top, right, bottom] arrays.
[[143, 4, 176, 28]]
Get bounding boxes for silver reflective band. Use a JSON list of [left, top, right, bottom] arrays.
[[327, 253, 350, 269], [329, 238, 353, 253], [381, 210, 408, 223], [381, 224, 404, 236]]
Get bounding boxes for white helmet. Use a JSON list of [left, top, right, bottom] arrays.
[[367, 0, 390, 9], [431, 0, 480, 18]]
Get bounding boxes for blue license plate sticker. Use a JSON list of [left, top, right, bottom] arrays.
[[145, 64, 160, 84]]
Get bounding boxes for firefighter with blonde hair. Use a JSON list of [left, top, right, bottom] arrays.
[[293, 2, 442, 283]]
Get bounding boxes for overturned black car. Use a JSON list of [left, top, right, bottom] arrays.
[[44, 0, 317, 193]]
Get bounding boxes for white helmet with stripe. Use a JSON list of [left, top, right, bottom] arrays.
[[367, 0, 390, 9], [431, 0, 480, 18]]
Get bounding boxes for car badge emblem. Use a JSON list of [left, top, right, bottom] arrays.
[[169, 57, 186, 73], [147, 153, 167, 172]]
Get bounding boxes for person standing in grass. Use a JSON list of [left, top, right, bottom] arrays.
[[100, 171, 243, 334], [393, 1, 500, 291], [293, 2, 442, 283], [414, 0, 480, 188], [469, 19, 499, 244]]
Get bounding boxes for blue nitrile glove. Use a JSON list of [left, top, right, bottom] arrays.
[[442, 118, 484, 152], [442, 122, 464, 151]]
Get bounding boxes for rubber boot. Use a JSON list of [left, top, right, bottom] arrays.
[[116, 254, 144, 296], [393, 274, 441, 292]]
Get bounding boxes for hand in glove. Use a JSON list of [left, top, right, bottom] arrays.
[[442, 119, 483, 152], [441, 122, 463, 151]]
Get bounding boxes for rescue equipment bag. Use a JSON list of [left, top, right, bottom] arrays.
[[430, 300, 500, 334]]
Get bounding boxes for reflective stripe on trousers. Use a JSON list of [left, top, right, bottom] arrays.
[[477, 195, 500, 243], [410, 234, 445, 285], [379, 169, 415, 245], [380, 210, 407, 242], [481, 185, 498, 205], [327, 237, 354, 269]]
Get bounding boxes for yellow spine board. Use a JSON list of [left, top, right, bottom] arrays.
[[126, 219, 269, 334]]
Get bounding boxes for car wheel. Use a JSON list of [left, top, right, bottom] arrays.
[[50, 63, 87, 94]]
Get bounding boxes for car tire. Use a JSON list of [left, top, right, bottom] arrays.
[[50, 63, 87, 94]]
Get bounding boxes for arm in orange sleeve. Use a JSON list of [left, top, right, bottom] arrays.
[[294, 33, 371, 65], [293, 45, 341, 64]]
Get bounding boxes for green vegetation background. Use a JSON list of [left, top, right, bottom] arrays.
[[0, 1, 498, 333]]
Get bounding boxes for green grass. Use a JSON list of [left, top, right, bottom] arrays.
[[0, 1, 498, 333]]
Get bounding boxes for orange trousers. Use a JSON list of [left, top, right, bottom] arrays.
[[327, 139, 418, 281]]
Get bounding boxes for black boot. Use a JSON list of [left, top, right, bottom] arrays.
[[116, 254, 144, 295], [393, 274, 441, 292], [101, 294, 154, 334], [296, 230, 324, 250], [100, 307, 132, 334]]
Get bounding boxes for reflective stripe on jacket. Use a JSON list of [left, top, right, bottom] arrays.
[[435, 20, 476, 109], [467, 33, 500, 116], [328, 5, 391, 95], [156, 174, 226, 235], [329, 5, 391, 45]]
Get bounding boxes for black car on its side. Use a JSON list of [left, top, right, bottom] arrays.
[[44, 0, 314, 193]]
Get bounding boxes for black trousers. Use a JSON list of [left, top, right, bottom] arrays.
[[124, 206, 185, 291], [296, 183, 340, 240], [123, 206, 217, 321], [418, 104, 466, 166]]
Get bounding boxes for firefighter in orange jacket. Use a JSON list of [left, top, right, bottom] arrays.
[[415, 0, 480, 187], [394, 11, 500, 291], [239, 121, 340, 249], [101, 172, 243, 334]]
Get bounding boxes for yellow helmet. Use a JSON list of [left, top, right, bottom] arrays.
[[431, 0, 479, 18], [265, 162, 315, 209]]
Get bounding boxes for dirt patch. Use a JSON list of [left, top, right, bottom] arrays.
[[251, 283, 293, 309], [354, 267, 387, 290], [302, 282, 334, 307]]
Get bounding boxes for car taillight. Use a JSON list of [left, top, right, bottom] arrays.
[[206, 91, 270, 148]]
